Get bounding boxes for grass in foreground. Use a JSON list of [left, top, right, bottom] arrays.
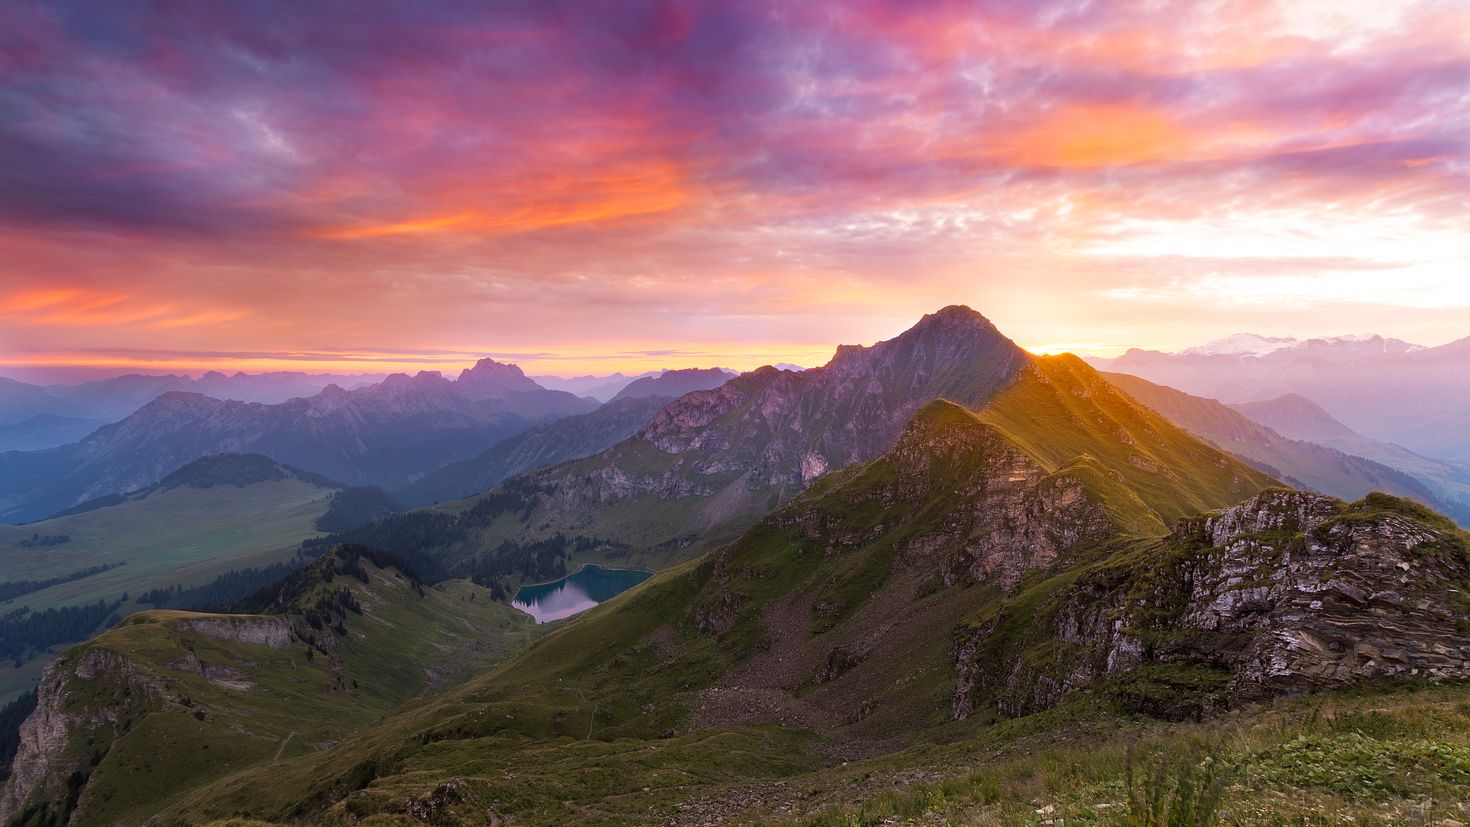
[[779, 684, 1470, 826]]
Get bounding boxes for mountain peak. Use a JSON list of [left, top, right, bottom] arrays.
[[1229, 392, 1357, 442], [916, 304, 994, 328], [827, 305, 1018, 376], [1181, 333, 1298, 357], [455, 357, 541, 395]]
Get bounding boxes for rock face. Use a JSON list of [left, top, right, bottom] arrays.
[[0, 649, 155, 825], [632, 306, 1026, 491], [0, 613, 303, 825], [773, 403, 1120, 592], [178, 615, 294, 649], [954, 489, 1470, 720], [0, 360, 598, 522]]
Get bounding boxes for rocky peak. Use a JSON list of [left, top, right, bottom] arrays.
[[454, 358, 541, 397], [826, 304, 1012, 376]]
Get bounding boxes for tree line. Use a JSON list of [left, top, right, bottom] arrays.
[[0, 563, 120, 603]]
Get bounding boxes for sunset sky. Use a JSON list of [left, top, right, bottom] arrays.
[[1, 0, 1467, 381]]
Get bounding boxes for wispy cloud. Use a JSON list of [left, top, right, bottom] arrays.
[[0, 0, 1466, 376]]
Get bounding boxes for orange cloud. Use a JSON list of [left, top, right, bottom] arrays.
[[957, 104, 1198, 168], [316, 211, 480, 240], [1, 288, 91, 315], [313, 161, 691, 240]]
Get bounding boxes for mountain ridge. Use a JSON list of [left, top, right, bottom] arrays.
[[76, 387, 1466, 826], [1088, 334, 1470, 464], [0, 361, 597, 523]]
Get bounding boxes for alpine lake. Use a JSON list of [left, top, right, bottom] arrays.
[[511, 563, 652, 623]]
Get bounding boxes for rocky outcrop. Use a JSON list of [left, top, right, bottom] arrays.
[[953, 490, 1470, 720], [178, 615, 295, 649], [0, 648, 157, 825]]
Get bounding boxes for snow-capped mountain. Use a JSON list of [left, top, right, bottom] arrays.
[[1179, 333, 1422, 359]]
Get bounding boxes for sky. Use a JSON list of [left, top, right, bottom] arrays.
[[1, 0, 1467, 382]]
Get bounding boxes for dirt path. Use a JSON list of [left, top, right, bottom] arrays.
[[273, 731, 296, 763]]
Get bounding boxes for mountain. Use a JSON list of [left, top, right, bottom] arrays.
[[11, 309, 1470, 824], [1230, 395, 1470, 527], [52, 393, 1467, 825], [393, 368, 736, 508], [1179, 332, 1421, 359], [323, 306, 1042, 571], [31, 371, 389, 425], [0, 361, 597, 524], [0, 372, 391, 452], [1229, 392, 1359, 442], [608, 367, 735, 402], [0, 414, 105, 453], [0, 379, 65, 427], [0, 546, 542, 827], [530, 371, 659, 401], [1089, 333, 1470, 465], [395, 395, 674, 508], [1102, 373, 1460, 523]]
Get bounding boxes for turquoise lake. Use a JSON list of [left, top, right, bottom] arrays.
[[511, 564, 652, 623]]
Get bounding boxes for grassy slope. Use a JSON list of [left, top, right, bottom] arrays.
[[0, 479, 336, 704], [18, 554, 541, 827], [978, 356, 1274, 525], [159, 685, 1470, 827], [0, 479, 334, 612], [150, 361, 1279, 826]]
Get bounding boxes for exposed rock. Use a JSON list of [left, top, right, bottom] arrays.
[[178, 615, 295, 649], [954, 490, 1470, 720], [0, 649, 156, 824]]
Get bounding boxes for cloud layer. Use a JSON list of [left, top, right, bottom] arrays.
[[2, 0, 1466, 377]]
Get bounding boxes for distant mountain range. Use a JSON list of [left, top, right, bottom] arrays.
[[0, 414, 105, 454], [0, 360, 596, 524], [396, 369, 738, 508], [1104, 373, 1467, 525], [0, 371, 388, 451], [529, 371, 659, 401], [1088, 333, 1470, 465]]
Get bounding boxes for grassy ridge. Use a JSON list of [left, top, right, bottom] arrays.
[[7, 551, 542, 827], [977, 356, 1275, 525]]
